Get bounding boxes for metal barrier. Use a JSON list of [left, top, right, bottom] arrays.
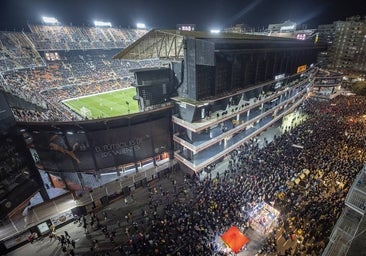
[[322, 165, 366, 256], [0, 159, 176, 243]]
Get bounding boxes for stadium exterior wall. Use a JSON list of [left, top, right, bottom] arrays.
[[16, 107, 174, 187]]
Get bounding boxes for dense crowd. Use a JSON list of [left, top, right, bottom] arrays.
[[1, 48, 162, 122], [11, 106, 75, 122], [0, 25, 147, 73], [247, 95, 366, 255], [28, 24, 147, 51], [63, 95, 365, 256], [0, 25, 163, 122], [0, 31, 44, 72]]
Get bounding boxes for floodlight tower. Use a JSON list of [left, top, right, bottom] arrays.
[[94, 20, 112, 27], [210, 29, 221, 34], [136, 23, 146, 29], [42, 16, 59, 25]]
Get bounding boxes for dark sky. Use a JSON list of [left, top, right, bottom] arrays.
[[0, 0, 365, 31]]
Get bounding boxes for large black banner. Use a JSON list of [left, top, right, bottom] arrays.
[[90, 118, 170, 168], [65, 132, 95, 171], [90, 125, 136, 168], [150, 117, 171, 154], [89, 117, 170, 169], [0, 92, 16, 131], [30, 117, 171, 172], [31, 132, 76, 171]]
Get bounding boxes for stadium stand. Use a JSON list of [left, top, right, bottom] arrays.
[[0, 32, 45, 72], [0, 24, 161, 122], [27, 25, 147, 51]]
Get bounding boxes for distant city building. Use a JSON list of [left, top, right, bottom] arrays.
[[268, 20, 297, 33], [240, 20, 315, 41], [224, 24, 253, 34], [317, 23, 336, 44], [328, 16, 366, 72], [316, 23, 336, 67], [268, 29, 316, 40]]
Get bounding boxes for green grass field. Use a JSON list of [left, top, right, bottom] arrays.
[[63, 87, 139, 119]]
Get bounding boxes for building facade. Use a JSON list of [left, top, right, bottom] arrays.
[[115, 29, 324, 174], [318, 16, 366, 72]]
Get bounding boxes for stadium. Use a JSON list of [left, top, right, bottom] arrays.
[[0, 19, 365, 256]]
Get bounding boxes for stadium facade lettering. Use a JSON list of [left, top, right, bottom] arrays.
[[94, 137, 143, 158]]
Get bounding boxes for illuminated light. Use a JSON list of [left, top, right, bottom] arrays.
[[136, 23, 146, 29], [178, 24, 195, 31], [94, 21, 112, 27], [101, 172, 118, 176], [42, 16, 59, 24], [297, 65, 307, 73], [280, 25, 295, 31], [275, 74, 285, 80], [210, 29, 221, 34], [296, 34, 306, 40]]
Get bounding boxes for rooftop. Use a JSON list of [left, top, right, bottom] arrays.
[[114, 29, 316, 60]]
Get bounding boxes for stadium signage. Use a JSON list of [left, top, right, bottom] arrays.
[[275, 74, 285, 80], [297, 65, 307, 73], [177, 24, 196, 31], [94, 137, 143, 158]]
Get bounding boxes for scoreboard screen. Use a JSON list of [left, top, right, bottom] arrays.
[[177, 24, 196, 31]]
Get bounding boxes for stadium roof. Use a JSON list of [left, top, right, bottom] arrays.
[[114, 29, 303, 60], [129, 66, 170, 73]]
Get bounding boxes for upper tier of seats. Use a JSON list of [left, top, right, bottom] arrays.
[[0, 25, 162, 122]]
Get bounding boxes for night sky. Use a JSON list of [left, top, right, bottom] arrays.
[[0, 0, 365, 31]]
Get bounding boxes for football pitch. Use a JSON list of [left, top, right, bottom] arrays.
[[62, 87, 139, 119]]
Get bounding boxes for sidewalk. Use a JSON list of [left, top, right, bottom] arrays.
[[7, 110, 307, 256], [8, 169, 187, 256], [200, 109, 308, 181]]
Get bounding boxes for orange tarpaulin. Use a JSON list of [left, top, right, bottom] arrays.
[[221, 226, 249, 253]]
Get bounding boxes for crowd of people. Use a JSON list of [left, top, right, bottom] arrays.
[[52, 95, 365, 256], [1, 48, 162, 122], [0, 24, 163, 122], [11, 106, 76, 122], [46, 228, 77, 256], [28, 24, 147, 51], [0, 31, 44, 72]]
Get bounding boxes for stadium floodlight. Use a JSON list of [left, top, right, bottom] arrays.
[[136, 23, 146, 29], [94, 20, 112, 27], [210, 29, 221, 34], [42, 16, 58, 24]]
